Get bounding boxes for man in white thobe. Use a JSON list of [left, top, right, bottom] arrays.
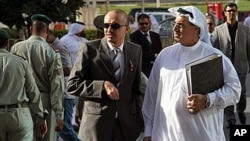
[[142, 6, 241, 141]]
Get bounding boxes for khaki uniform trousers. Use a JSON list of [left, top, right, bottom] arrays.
[[39, 92, 57, 141], [0, 106, 33, 141]]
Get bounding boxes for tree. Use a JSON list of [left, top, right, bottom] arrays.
[[0, 0, 85, 30]]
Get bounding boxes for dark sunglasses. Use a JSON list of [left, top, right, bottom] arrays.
[[103, 23, 127, 29], [139, 22, 149, 26], [226, 10, 236, 13], [207, 23, 214, 25], [177, 8, 194, 19]]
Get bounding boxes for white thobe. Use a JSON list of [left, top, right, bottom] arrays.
[[60, 35, 88, 64], [142, 40, 241, 141]]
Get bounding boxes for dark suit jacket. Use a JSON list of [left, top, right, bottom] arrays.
[[212, 22, 250, 74], [130, 30, 162, 77], [67, 38, 143, 141]]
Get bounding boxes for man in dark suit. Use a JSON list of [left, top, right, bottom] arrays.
[[67, 10, 143, 141], [130, 13, 162, 77], [212, 2, 250, 127]]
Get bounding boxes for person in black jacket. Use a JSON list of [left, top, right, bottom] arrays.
[[130, 13, 162, 77]]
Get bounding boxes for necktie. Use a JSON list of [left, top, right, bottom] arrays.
[[210, 34, 213, 44], [111, 48, 121, 86], [144, 33, 151, 44]]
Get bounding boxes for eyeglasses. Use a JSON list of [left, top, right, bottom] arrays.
[[177, 8, 194, 19], [103, 23, 127, 29], [139, 22, 149, 26], [207, 23, 214, 25], [226, 10, 236, 13]]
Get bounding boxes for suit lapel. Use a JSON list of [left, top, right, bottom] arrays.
[[99, 38, 116, 78], [140, 31, 151, 47], [122, 42, 133, 81], [223, 23, 231, 43], [235, 23, 242, 45]]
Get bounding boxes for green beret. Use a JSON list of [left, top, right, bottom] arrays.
[[0, 28, 10, 39], [93, 15, 104, 32], [31, 14, 52, 24]]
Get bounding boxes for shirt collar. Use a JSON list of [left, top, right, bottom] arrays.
[[181, 40, 201, 52], [227, 21, 238, 29], [107, 41, 124, 53], [140, 30, 150, 36]]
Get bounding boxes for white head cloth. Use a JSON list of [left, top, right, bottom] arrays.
[[68, 22, 85, 36], [168, 6, 211, 46]]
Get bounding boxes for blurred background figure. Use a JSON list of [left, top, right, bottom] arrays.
[[148, 14, 160, 33], [129, 15, 138, 33], [60, 22, 89, 64], [206, 14, 216, 34], [243, 12, 250, 27], [130, 13, 162, 77], [58, 21, 88, 141], [93, 15, 105, 39], [46, 30, 78, 141], [206, 14, 216, 43], [212, 2, 250, 127]]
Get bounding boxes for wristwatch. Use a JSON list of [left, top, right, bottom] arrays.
[[205, 95, 210, 108]]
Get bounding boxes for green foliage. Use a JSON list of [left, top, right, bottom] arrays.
[[237, 0, 250, 11], [85, 29, 97, 40], [51, 29, 97, 40], [51, 30, 68, 39], [2, 28, 19, 39], [3, 28, 98, 41], [0, 0, 85, 30]]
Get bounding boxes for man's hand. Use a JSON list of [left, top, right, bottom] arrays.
[[55, 119, 64, 132], [103, 81, 119, 100], [36, 122, 48, 139], [187, 94, 207, 114], [46, 30, 56, 43], [75, 114, 81, 126], [143, 136, 151, 141]]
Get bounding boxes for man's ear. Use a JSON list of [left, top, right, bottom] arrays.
[[45, 27, 50, 34], [125, 25, 130, 34], [29, 26, 33, 33], [194, 26, 200, 35]]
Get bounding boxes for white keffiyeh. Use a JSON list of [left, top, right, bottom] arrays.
[[168, 6, 211, 46], [68, 23, 85, 36]]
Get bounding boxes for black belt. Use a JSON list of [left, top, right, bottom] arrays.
[[0, 102, 28, 109]]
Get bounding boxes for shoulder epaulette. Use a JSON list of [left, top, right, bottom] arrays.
[[13, 53, 26, 60]]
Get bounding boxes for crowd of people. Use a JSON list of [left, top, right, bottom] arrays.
[[0, 2, 249, 141]]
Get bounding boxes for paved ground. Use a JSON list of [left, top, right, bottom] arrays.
[[137, 74, 250, 141], [224, 74, 250, 141]]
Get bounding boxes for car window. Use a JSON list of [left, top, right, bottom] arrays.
[[153, 15, 163, 23], [161, 21, 172, 30]]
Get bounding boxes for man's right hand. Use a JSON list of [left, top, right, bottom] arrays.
[[143, 136, 151, 141], [75, 114, 81, 126], [55, 119, 64, 132], [36, 122, 48, 139], [103, 81, 119, 100]]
